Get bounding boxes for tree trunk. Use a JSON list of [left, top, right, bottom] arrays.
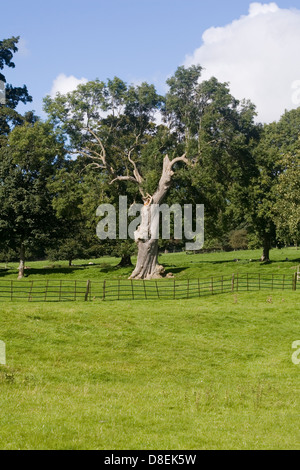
[[117, 255, 133, 267], [260, 236, 271, 262], [130, 237, 165, 280], [130, 154, 188, 280], [18, 244, 25, 279]]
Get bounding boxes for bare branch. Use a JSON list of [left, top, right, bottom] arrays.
[[79, 162, 106, 176], [169, 153, 189, 169], [73, 150, 106, 168], [109, 175, 140, 185], [86, 127, 107, 166], [127, 147, 144, 184], [152, 154, 189, 205]]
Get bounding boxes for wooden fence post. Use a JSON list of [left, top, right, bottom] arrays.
[[155, 281, 159, 299], [231, 274, 235, 292], [85, 280, 91, 301], [293, 272, 297, 291], [102, 280, 106, 300]]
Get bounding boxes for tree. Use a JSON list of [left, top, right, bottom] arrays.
[[164, 66, 260, 251], [0, 36, 32, 138], [0, 120, 65, 278], [237, 107, 300, 261], [44, 67, 262, 278], [272, 151, 300, 246], [44, 76, 189, 279]]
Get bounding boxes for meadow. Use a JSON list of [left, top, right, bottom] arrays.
[[0, 247, 299, 449]]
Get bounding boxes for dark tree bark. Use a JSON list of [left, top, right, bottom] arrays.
[[117, 254, 133, 267], [260, 236, 271, 262]]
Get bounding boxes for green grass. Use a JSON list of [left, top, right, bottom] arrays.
[[0, 291, 299, 450], [0, 247, 299, 281], [0, 248, 299, 449]]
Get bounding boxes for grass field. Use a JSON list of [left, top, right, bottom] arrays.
[[1, 247, 300, 281], [0, 248, 299, 449]]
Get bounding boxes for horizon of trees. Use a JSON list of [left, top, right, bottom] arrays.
[[0, 36, 299, 279]]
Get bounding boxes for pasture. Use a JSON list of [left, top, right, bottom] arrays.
[[0, 248, 299, 449]]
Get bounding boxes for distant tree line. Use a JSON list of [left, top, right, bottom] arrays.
[[0, 37, 299, 279]]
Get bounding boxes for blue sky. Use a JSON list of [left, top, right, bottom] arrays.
[[2, 0, 300, 122]]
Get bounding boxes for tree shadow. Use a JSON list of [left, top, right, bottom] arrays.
[[164, 267, 186, 274], [0, 266, 84, 278]]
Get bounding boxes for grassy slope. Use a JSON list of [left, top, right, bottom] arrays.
[[0, 290, 299, 450]]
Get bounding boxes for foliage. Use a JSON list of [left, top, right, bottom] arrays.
[[0, 120, 65, 274], [0, 36, 32, 137]]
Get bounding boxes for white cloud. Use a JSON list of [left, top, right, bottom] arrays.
[[184, 2, 300, 123], [50, 73, 88, 97]]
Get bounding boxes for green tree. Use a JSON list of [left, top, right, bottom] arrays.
[[164, 66, 260, 249], [0, 120, 65, 278], [272, 151, 300, 246], [238, 108, 300, 261], [0, 36, 32, 138], [44, 76, 187, 279]]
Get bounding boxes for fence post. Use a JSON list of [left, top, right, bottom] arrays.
[[231, 274, 235, 292], [293, 272, 297, 291], [102, 280, 106, 300], [155, 281, 159, 299], [85, 280, 91, 301]]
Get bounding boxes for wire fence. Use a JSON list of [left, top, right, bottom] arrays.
[[0, 272, 298, 302]]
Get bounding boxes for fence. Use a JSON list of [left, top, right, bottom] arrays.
[[0, 272, 297, 302]]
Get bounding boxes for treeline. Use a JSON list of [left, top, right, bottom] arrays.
[[0, 37, 299, 278]]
